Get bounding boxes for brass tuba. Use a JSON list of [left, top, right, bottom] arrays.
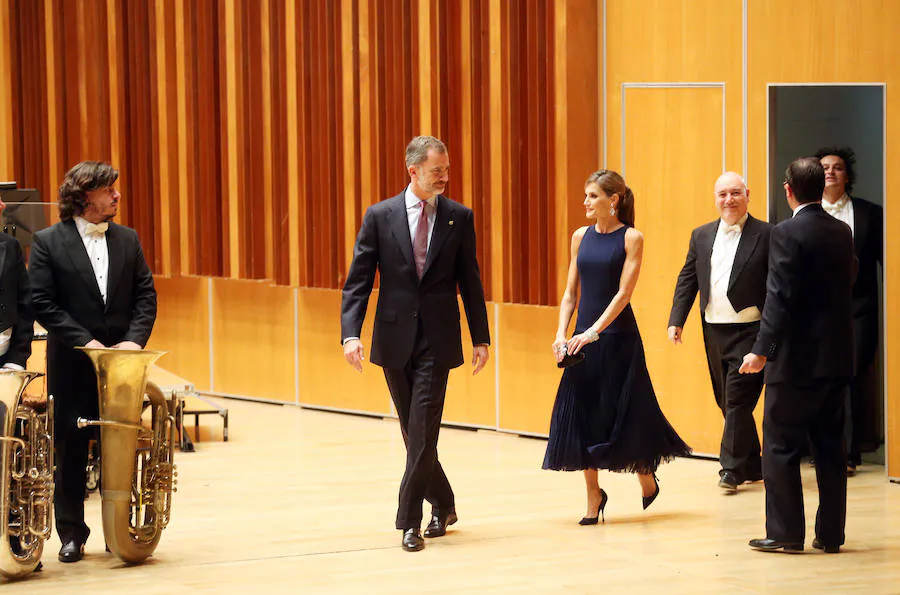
[[76, 348, 177, 564], [0, 370, 53, 579]]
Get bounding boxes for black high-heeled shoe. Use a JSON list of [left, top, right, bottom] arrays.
[[642, 474, 659, 510], [579, 488, 608, 525]]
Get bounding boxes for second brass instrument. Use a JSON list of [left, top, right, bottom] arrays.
[[0, 370, 53, 579], [76, 348, 176, 564]]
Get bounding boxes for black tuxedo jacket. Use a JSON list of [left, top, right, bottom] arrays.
[[752, 204, 856, 386], [29, 220, 157, 409], [341, 192, 490, 370], [0, 233, 34, 368], [668, 214, 772, 328], [849, 197, 882, 369]]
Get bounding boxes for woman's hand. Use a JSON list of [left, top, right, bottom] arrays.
[[566, 329, 598, 355], [552, 336, 567, 363]]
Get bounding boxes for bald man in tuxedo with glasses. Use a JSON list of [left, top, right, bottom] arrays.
[[340, 136, 490, 552]]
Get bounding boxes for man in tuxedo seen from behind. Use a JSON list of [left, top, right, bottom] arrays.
[[741, 157, 855, 554]]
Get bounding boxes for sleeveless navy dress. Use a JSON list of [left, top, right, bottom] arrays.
[[542, 225, 691, 473]]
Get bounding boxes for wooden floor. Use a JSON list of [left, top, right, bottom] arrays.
[[4, 399, 900, 594]]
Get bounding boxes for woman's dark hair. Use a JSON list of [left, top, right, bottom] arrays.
[[785, 157, 826, 204], [814, 145, 856, 194], [584, 169, 635, 227], [57, 161, 119, 221]]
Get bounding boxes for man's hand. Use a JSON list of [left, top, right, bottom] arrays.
[[668, 326, 683, 345], [343, 339, 365, 373], [112, 341, 142, 350], [739, 353, 767, 374], [84, 339, 106, 349], [472, 344, 489, 375]]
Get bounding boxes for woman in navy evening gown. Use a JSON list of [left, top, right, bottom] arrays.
[[544, 169, 691, 524]]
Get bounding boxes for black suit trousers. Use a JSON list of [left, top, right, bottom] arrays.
[[50, 348, 100, 544], [702, 321, 764, 480], [382, 320, 453, 530], [763, 380, 847, 546]]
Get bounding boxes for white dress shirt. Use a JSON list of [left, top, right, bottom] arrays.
[[822, 193, 855, 236], [704, 214, 761, 324], [0, 327, 19, 369], [74, 216, 110, 303], [405, 185, 437, 251]]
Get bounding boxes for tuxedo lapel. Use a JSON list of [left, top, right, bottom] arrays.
[[729, 217, 761, 290], [387, 194, 416, 272], [60, 219, 104, 305], [105, 224, 124, 309], [0, 241, 7, 276], [852, 197, 867, 257], [423, 196, 450, 278], [697, 221, 717, 294]]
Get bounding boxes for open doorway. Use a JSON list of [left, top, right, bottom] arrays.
[[767, 84, 886, 468]]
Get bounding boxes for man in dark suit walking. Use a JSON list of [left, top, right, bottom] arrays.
[[741, 157, 855, 554], [29, 161, 157, 563], [341, 136, 490, 552], [669, 172, 771, 493]]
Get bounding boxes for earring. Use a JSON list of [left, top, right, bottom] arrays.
[[609, 207, 616, 216]]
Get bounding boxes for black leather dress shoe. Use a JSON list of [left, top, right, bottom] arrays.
[[58, 540, 85, 563], [812, 539, 840, 553], [718, 471, 739, 493], [424, 511, 458, 538], [748, 538, 803, 553], [401, 528, 424, 552]]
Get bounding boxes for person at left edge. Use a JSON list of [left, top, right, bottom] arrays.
[[29, 161, 157, 563]]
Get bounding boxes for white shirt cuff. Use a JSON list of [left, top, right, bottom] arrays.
[[2, 363, 24, 371], [342, 337, 360, 345]]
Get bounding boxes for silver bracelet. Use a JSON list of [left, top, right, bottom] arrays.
[[583, 328, 599, 342]]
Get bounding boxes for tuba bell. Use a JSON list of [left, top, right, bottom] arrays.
[[0, 370, 53, 579], [75, 347, 177, 564]]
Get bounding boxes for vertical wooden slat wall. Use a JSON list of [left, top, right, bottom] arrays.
[[1, 0, 567, 305]]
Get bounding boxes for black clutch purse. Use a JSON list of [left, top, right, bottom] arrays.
[[557, 348, 586, 369]]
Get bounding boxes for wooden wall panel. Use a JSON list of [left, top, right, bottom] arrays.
[[296, 288, 391, 415], [496, 303, 562, 435], [147, 276, 211, 391], [605, 0, 744, 173], [3, 0, 569, 305], [623, 87, 727, 455], [442, 299, 497, 427], [0, 0, 12, 179], [747, 0, 900, 476], [210, 278, 295, 401]]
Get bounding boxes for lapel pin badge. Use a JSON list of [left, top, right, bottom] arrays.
[[449, 220, 454, 226]]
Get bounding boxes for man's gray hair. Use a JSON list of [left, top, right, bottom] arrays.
[[405, 136, 447, 167]]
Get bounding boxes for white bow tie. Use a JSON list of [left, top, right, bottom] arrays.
[[722, 223, 742, 236], [822, 196, 849, 216], [85, 222, 109, 237]]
